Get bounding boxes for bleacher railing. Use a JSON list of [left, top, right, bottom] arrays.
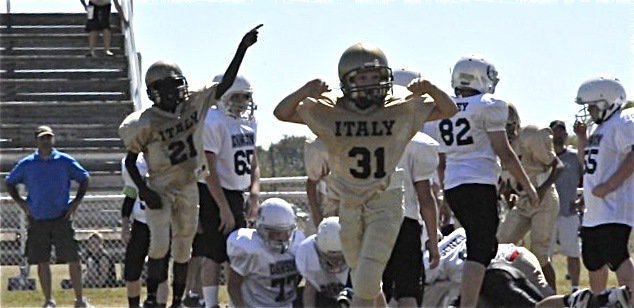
[[120, 0, 144, 111]]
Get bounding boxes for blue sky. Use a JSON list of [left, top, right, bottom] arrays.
[[7, 0, 633, 148]]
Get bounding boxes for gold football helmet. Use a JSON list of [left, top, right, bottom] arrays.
[[338, 43, 393, 109], [145, 61, 189, 111]]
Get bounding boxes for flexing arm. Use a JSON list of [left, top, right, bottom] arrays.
[[227, 268, 246, 307], [274, 79, 330, 124], [215, 25, 262, 100], [488, 131, 539, 206], [592, 151, 634, 198], [407, 79, 458, 122], [204, 151, 235, 234], [80, 0, 88, 9], [416, 179, 440, 269]]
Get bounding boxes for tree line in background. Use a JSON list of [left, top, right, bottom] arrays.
[[258, 101, 634, 177]]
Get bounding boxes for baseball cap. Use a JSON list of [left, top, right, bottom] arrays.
[[35, 125, 55, 138], [549, 120, 566, 130]]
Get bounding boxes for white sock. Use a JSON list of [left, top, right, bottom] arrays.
[[202, 285, 219, 307]]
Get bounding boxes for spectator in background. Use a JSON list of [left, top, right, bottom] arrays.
[[548, 120, 584, 293], [5, 125, 91, 308], [83, 232, 117, 288], [80, 0, 124, 57]]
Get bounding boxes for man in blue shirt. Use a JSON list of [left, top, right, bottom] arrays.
[[5, 125, 91, 308]]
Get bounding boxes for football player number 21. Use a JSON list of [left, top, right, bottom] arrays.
[[348, 147, 386, 179], [168, 134, 197, 165], [439, 118, 474, 146]]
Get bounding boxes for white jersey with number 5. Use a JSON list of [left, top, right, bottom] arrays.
[[227, 228, 305, 308], [582, 108, 634, 227], [200, 108, 257, 190], [439, 94, 508, 190]]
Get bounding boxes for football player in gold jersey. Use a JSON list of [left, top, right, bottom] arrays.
[[274, 43, 457, 307], [497, 103, 564, 293], [118, 24, 262, 307]]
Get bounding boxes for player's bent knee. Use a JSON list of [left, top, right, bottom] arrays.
[[148, 241, 170, 260]]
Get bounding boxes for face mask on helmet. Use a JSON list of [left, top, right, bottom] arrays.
[[220, 92, 256, 119], [451, 56, 499, 96], [338, 43, 393, 110], [575, 76, 626, 124], [342, 66, 392, 109], [257, 225, 295, 254], [145, 61, 189, 112], [314, 216, 347, 273], [256, 198, 297, 254], [213, 75, 256, 119], [147, 76, 189, 112]]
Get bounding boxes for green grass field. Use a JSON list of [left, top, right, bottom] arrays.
[[0, 254, 620, 307]]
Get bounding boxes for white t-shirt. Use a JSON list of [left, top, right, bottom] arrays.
[[295, 235, 348, 299], [439, 94, 508, 190], [227, 228, 305, 308], [200, 108, 257, 191], [121, 154, 148, 224], [582, 108, 634, 227], [398, 132, 439, 223]]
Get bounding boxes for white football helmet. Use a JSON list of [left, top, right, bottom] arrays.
[[575, 76, 626, 124], [315, 217, 347, 273], [392, 68, 421, 88], [256, 198, 297, 254], [212, 74, 256, 120], [451, 55, 499, 95]]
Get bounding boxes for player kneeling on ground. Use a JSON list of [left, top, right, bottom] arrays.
[[296, 217, 350, 307], [227, 198, 305, 307]]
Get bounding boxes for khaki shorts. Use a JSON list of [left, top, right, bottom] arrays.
[[497, 186, 559, 265]]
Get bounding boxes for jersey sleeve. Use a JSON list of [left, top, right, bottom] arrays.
[[227, 229, 257, 276], [118, 111, 152, 154], [408, 98, 436, 138], [4, 159, 26, 185], [409, 137, 440, 183], [479, 96, 508, 132], [296, 96, 337, 138], [304, 139, 329, 181], [65, 154, 90, 183], [189, 83, 219, 110], [614, 109, 634, 154], [524, 126, 557, 166], [201, 110, 223, 154]]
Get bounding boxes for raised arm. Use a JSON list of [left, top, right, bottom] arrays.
[[215, 24, 262, 100], [407, 79, 458, 122], [274, 79, 330, 124]]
